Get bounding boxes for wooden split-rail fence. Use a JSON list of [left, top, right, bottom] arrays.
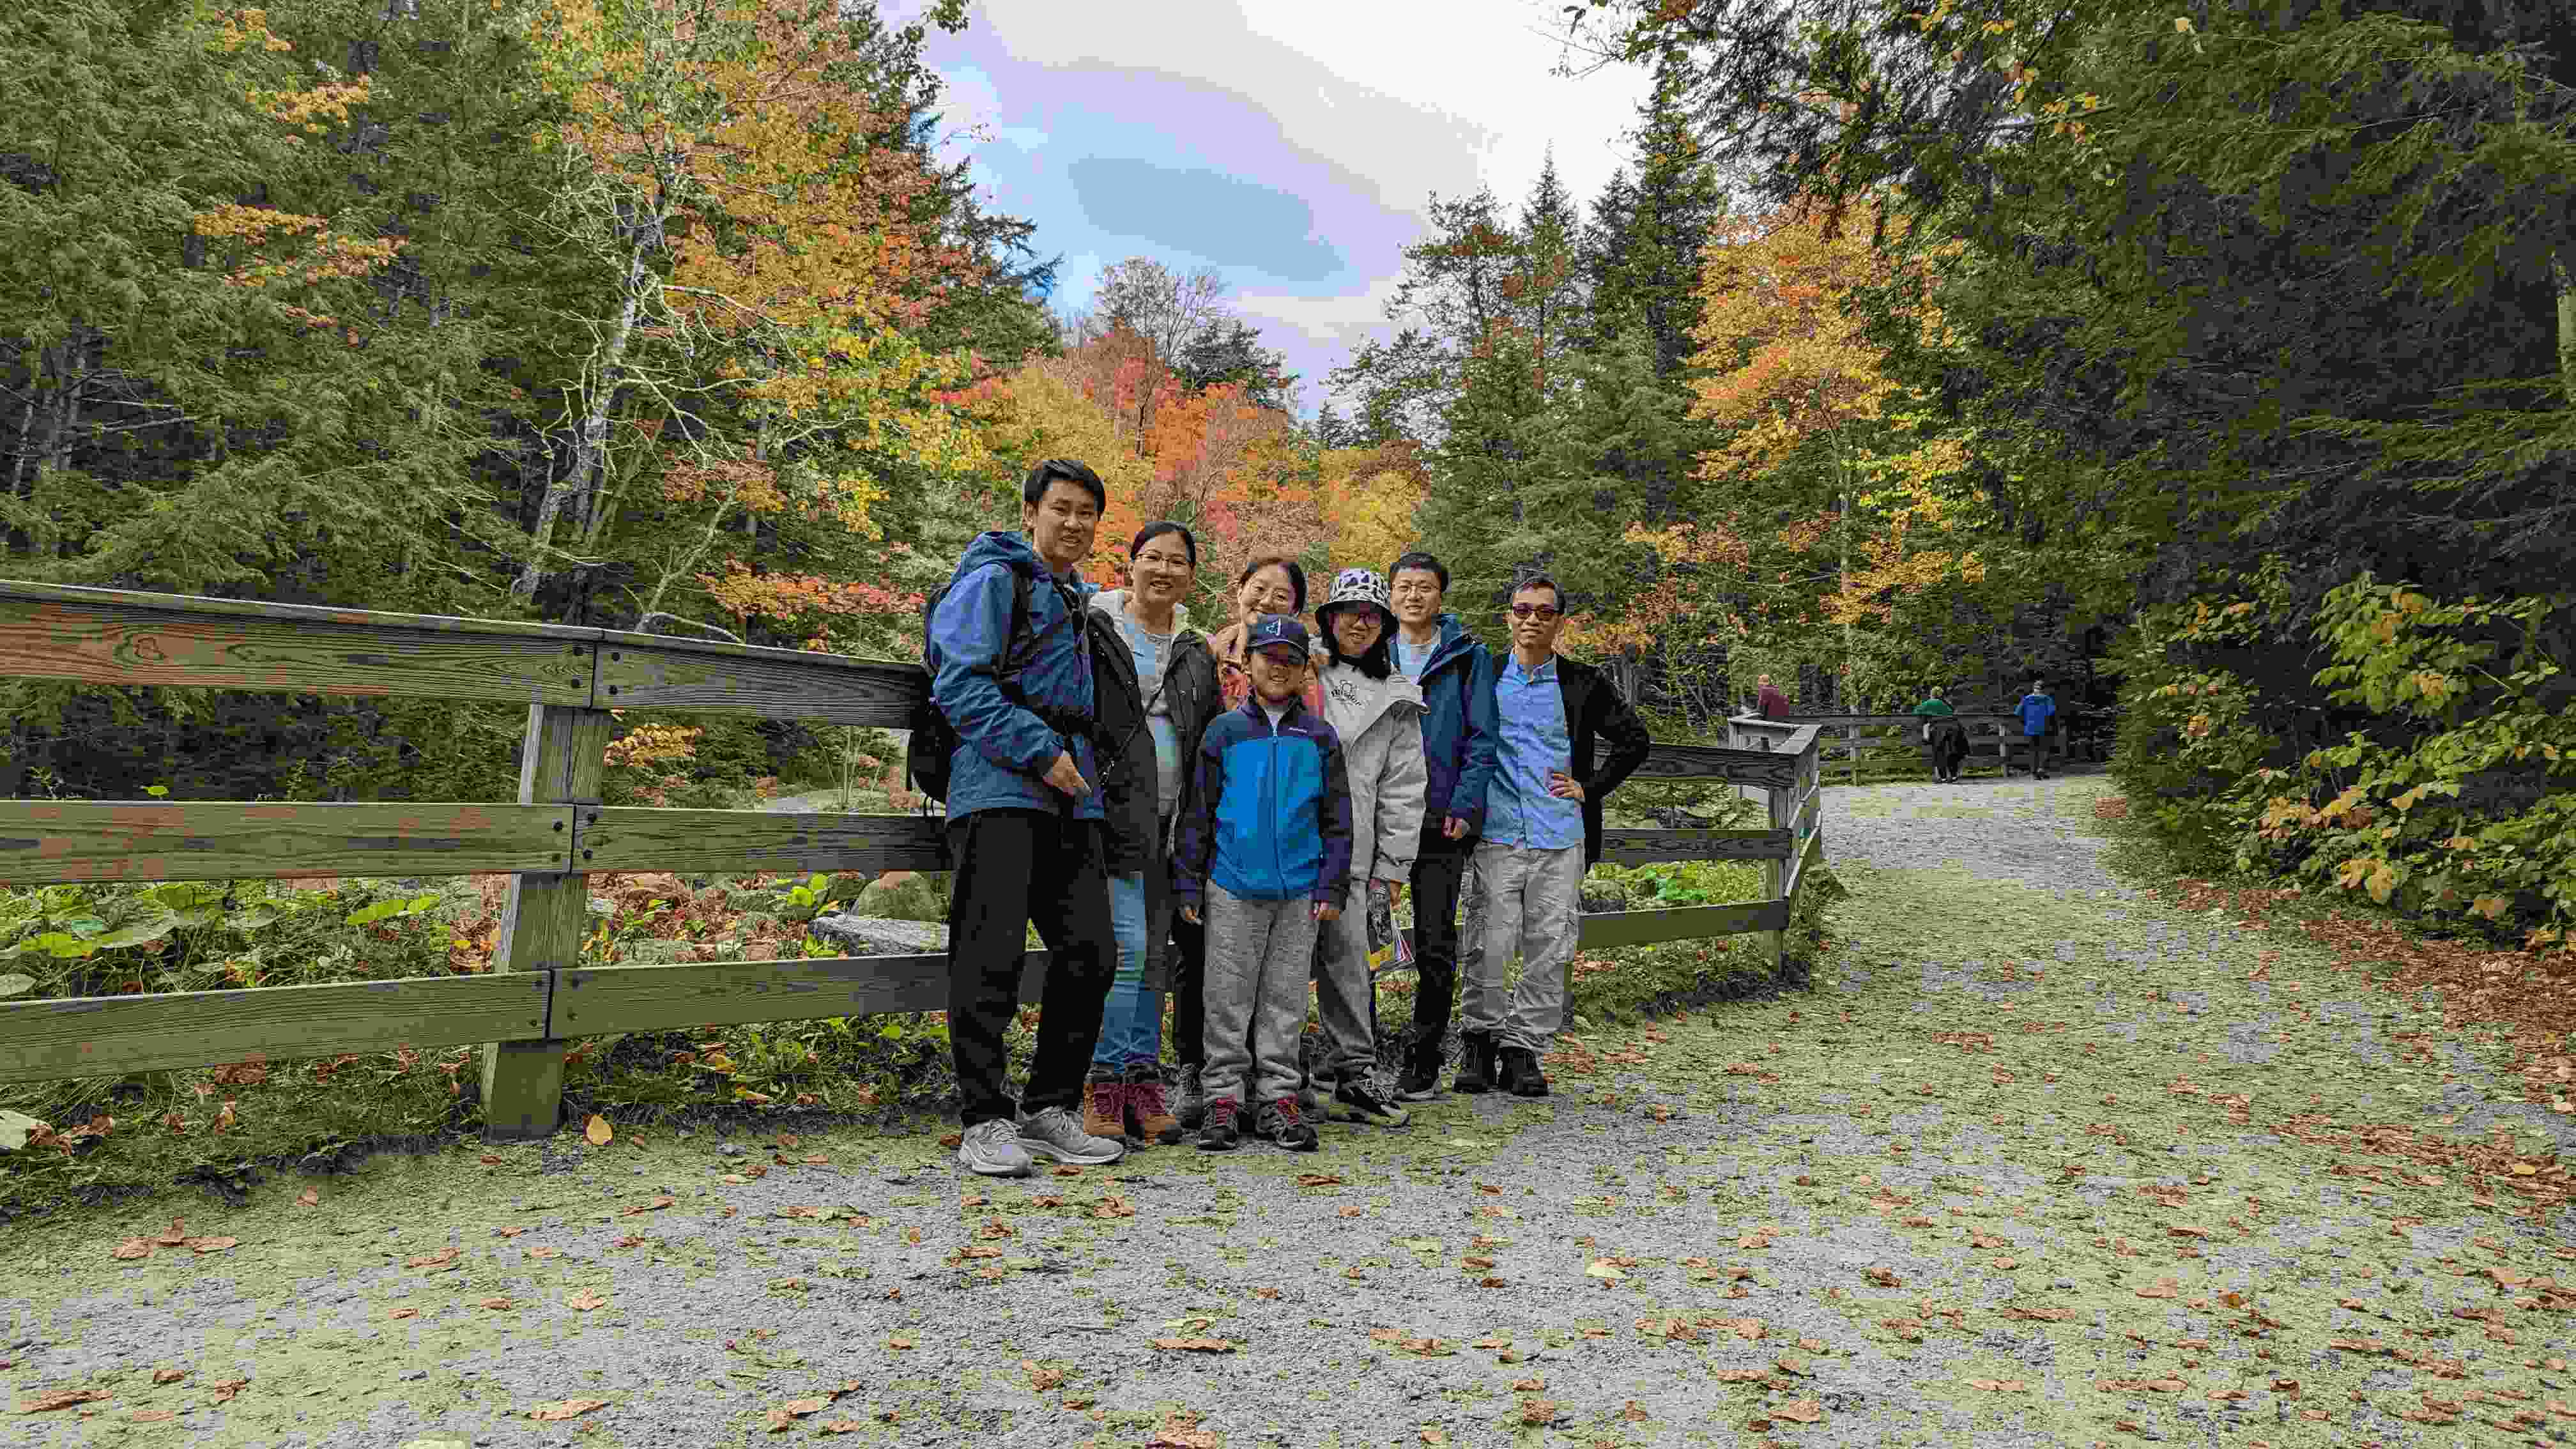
[[0, 581, 1830, 1140]]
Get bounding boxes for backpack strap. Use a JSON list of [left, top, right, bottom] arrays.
[[992, 566, 1094, 742]]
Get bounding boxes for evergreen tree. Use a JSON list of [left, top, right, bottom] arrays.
[[1324, 187, 1515, 449], [1590, 50, 1731, 379]]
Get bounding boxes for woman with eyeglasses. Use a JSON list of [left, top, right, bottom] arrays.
[[1208, 556, 1323, 713], [1080, 522, 1222, 1147], [1304, 568, 1427, 1130]]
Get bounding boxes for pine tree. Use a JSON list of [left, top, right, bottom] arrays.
[[1591, 50, 1731, 379]]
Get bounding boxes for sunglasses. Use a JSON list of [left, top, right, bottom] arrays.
[[1508, 604, 1561, 620]]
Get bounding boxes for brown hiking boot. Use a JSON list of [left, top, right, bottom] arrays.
[[1082, 1070, 1127, 1144], [1123, 1064, 1184, 1146]]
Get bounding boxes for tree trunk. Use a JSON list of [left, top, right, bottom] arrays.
[[2556, 251, 2576, 408], [512, 236, 651, 604]]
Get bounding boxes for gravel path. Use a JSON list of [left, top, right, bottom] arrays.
[[8, 774, 2572, 1447]]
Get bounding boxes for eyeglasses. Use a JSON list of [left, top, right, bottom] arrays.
[[1508, 604, 1561, 621]]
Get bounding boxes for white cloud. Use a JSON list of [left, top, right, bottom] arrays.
[[1232, 277, 1407, 349], [974, 0, 1646, 218], [1237, 1, 1647, 210]]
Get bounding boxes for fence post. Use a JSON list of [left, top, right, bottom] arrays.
[[1761, 756, 1790, 974], [481, 701, 614, 1140]]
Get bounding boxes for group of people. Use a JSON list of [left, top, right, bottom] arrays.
[[1756, 672, 2066, 784], [1909, 682, 2061, 782], [923, 459, 1652, 1176]]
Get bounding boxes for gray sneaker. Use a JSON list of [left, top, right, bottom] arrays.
[[1174, 1064, 1206, 1130], [956, 1119, 1034, 1177], [1016, 1104, 1126, 1165]]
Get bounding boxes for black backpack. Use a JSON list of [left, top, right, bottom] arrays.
[[906, 565, 1039, 806]]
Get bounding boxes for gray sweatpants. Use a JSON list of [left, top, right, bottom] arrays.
[[1202, 883, 1321, 1107], [1312, 878, 1383, 1089], [1462, 842, 1584, 1054]]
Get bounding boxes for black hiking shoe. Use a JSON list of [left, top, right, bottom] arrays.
[[1195, 1097, 1241, 1152], [1258, 1096, 1319, 1151], [1453, 1032, 1499, 1094], [1394, 1045, 1445, 1101], [1499, 1046, 1550, 1098], [1329, 1080, 1411, 1127]]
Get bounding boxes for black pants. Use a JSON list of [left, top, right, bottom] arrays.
[[944, 809, 1114, 1127], [1406, 839, 1473, 1059], [1167, 893, 1207, 1069], [2021, 733, 2050, 777]]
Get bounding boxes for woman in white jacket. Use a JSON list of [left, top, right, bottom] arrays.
[[1308, 568, 1428, 1128]]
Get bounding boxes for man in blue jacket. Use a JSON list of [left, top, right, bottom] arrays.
[[2016, 677, 2057, 781], [1383, 550, 1500, 1101], [927, 459, 1126, 1177]]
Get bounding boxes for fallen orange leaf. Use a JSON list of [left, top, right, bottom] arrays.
[[17, 1388, 109, 1412]]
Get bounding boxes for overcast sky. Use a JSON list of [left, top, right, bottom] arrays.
[[896, 0, 1655, 419]]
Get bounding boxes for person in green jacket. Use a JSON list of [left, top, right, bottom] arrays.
[[1913, 687, 1959, 781]]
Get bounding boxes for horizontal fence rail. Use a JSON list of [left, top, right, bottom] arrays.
[[0, 581, 1837, 1132], [0, 801, 579, 884], [0, 581, 926, 726]]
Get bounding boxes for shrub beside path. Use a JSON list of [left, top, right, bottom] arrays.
[[7, 777, 2573, 1448]]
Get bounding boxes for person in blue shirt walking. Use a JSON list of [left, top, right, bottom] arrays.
[[2016, 678, 2057, 780], [1458, 574, 1652, 1098]]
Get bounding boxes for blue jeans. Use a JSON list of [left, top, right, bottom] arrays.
[[1091, 870, 1162, 1070]]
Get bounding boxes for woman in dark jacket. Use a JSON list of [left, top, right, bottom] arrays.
[[1082, 522, 1222, 1145]]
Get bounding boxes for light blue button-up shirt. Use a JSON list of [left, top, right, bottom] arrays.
[[1485, 652, 1584, 850]]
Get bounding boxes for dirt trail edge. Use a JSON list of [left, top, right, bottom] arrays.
[[8, 777, 2572, 1448]]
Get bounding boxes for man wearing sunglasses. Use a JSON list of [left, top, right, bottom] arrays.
[[1455, 573, 1652, 1098]]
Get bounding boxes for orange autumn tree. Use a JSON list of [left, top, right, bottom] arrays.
[[520, 0, 991, 615], [1664, 192, 1987, 702], [983, 324, 1321, 604]]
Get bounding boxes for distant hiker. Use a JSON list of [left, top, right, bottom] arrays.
[[1913, 686, 1959, 781], [1081, 521, 1220, 1150], [1383, 549, 1499, 1102], [1928, 716, 1970, 783], [926, 459, 1125, 1177], [2016, 678, 2057, 779], [1209, 556, 1322, 714], [1308, 569, 1428, 1130], [1756, 673, 1791, 721], [1172, 614, 1355, 1153], [1459, 576, 1652, 1100]]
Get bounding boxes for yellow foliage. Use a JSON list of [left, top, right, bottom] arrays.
[[604, 724, 702, 769], [1318, 453, 1425, 574]]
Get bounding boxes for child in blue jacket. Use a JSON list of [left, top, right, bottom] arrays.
[[1172, 615, 1354, 1152]]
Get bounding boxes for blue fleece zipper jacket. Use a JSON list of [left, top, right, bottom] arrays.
[[1407, 612, 1500, 841], [1171, 696, 1354, 907], [924, 530, 1101, 822]]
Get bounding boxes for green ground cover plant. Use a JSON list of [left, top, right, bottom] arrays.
[[2115, 574, 2573, 947]]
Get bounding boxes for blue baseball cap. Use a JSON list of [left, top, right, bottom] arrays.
[[1248, 613, 1309, 656]]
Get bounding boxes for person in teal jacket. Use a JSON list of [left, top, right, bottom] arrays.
[[1913, 686, 1959, 782]]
